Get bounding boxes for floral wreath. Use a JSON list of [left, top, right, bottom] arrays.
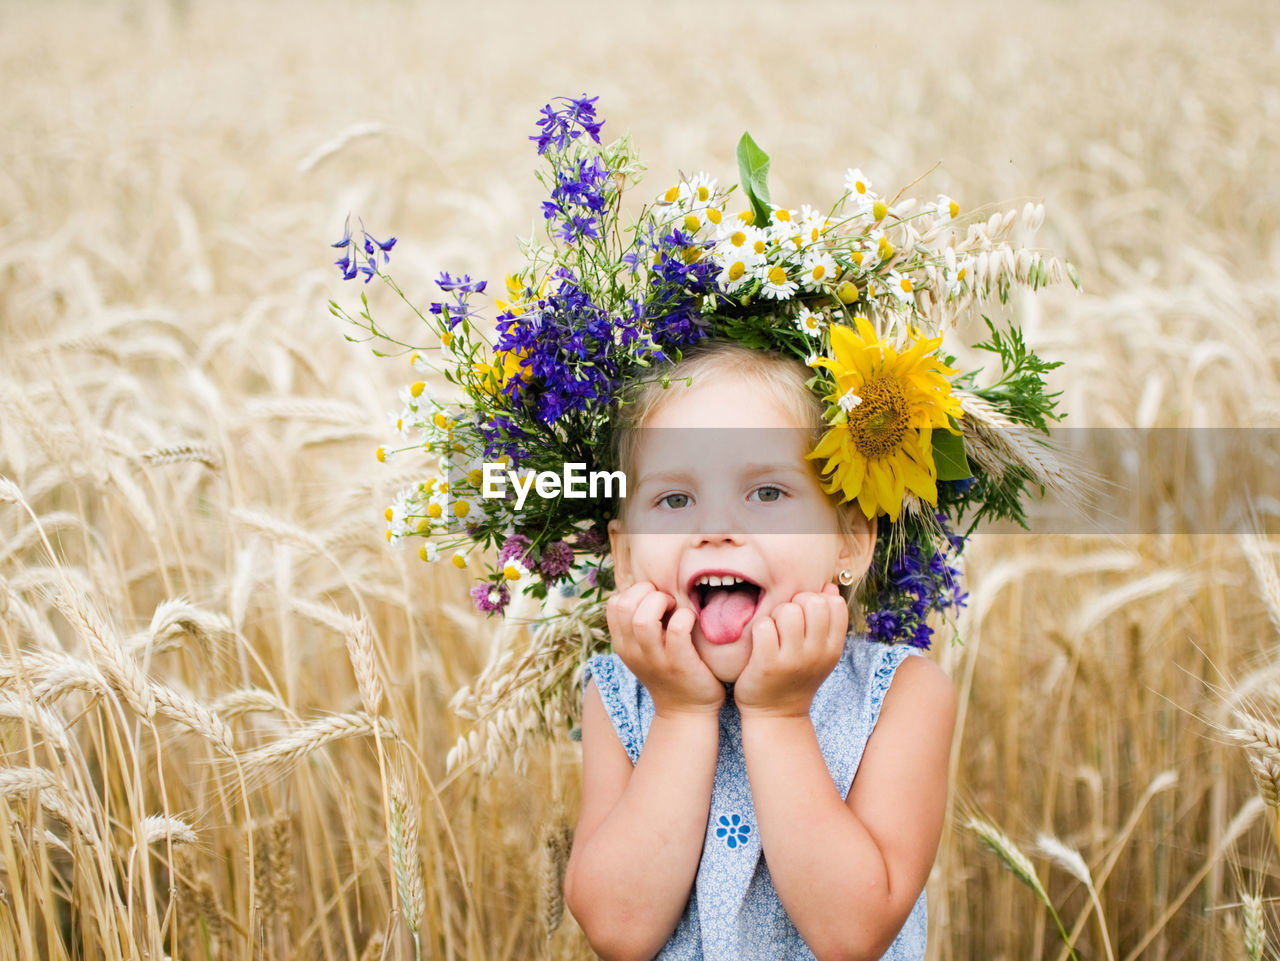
[[330, 94, 1077, 654]]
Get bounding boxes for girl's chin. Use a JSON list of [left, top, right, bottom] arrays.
[[693, 632, 751, 684]]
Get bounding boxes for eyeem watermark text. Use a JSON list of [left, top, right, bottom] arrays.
[[482, 463, 626, 511]]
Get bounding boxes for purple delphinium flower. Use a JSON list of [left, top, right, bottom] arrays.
[[332, 217, 396, 284], [866, 519, 968, 649], [640, 228, 719, 350], [537, 540, 574, 580], [492, 272, 644, 427], [429, 271, 488, 329], [530, 95, 604, 155], [471, 581, 511, 615], [541, 155, 610, 244]]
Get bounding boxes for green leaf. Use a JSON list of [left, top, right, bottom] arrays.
[[736, 132, 773, 228], [932, 427, 971, 481]]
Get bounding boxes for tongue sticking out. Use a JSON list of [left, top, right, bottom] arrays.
[[698, 586, 758, 645]]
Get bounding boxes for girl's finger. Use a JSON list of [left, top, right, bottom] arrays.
[[751, 615, 781, 663], [771, 602, 804, 655], [632, 588, 675, 654], [608, 582, 652, 655], [666, 606, 696, 648], [798, 592, 829, 652], [825, 594, 850, 650]]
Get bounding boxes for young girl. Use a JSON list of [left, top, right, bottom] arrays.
[[564, 342, 957, 961], [337, 92, 1068, 961]]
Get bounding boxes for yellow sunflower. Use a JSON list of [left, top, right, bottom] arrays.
[[807, 317, 963, 521]]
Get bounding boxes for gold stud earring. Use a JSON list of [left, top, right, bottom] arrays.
[[838, 569, 857, 586]]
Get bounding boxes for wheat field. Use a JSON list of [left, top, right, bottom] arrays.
[[2, 1, 1280, 959]]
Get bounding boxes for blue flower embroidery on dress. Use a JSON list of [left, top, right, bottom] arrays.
[[715, 814, 751, 849]]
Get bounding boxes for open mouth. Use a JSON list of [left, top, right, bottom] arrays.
[[690, 573, 762, 645]]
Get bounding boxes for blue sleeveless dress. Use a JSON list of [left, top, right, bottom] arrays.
[[581, 635, 928, 961]]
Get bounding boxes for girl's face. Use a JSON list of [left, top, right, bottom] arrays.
[[609, 369, 874, 683]]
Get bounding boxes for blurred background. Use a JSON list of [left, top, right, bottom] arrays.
[[2, 0, 1279, 958]]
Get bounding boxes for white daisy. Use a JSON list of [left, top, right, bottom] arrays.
[[450, 495, 483, 526], [885, 271, 915, 304], [387, 488, 414, 539], [767, 205, 801, 248], [712, 225, 767, 293], [795, 306, 825, 338], [660, 172, 723, 236], [930, 194, 960, 221], [797, 205, 831, 248], [758, 262, 798, 300], [844, 168, 877, 214], [799, 250, 838, 290], [943, 255, 972, 298], [502, 557, 532, 583]]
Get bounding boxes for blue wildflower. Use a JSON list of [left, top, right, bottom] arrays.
[[492, 273, 636, 427], [429, 271, 487, 329], [541, 155, 610, 244], [866, 518, 968, 649], [530, 95, 604, 155], [332, 218, 396, 283]]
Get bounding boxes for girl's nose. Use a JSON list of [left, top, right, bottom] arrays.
[[690, 495, 747, 545]]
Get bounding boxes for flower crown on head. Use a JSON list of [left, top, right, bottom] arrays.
[[330, 94, 1078, 650]]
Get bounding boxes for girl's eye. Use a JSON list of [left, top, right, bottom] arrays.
[[751, 486, 784, 503], [658, 492, 691, 510]]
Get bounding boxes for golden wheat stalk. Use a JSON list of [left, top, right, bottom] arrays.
[[388, 776, 426, 936], [343, 615, 384, 716], [1037, 834, 1116, 961], [137, 814, 199, 847], [0, 766, 96, 839], [537, 809, 573, 938], [238, 711, 397, 782], [137, 444, 222, 470], [956, 391, 1083, 508]]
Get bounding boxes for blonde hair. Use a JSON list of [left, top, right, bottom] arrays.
[[607, 341, 872, 601], [611, 340, 825, 481]]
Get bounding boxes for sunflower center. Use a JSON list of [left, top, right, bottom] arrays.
[[847, 376, 911, 459]]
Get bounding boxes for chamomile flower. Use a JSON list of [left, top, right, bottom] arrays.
[[451, 496, 483, 525], [418, 541, 440, 563], [712, 225, 767, 292], [930, 194, 960, 222], [660, 172, 722, 234], [502, 556, 532, 583], [943, 253, 972, 298], [767, 205, 801, 247], [388, 407, 413, 438], [796, 205, 829, 244], [426, 486, 450, 522], [795, 306, 825, 338], [386, 488, 414, 539], [758, 262, 799, 300], [886, 271, 915, 304], [844, 168, 877, 214], [800, 249, 838, 290]]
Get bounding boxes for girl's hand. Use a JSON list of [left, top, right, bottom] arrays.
[[735, 582, 849, 718], [606, 581, 725, 718]]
